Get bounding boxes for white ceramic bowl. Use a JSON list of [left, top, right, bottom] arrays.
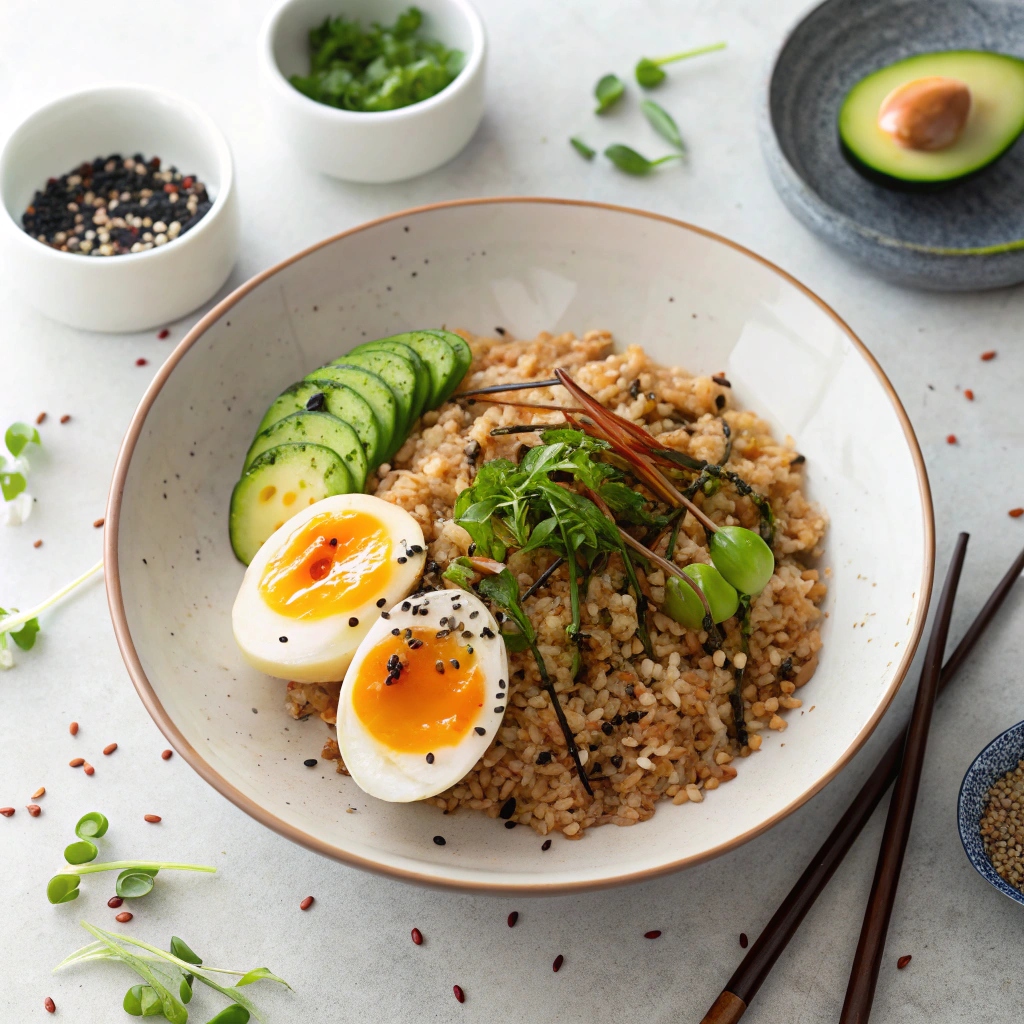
[[0, 85, 239, 333], [106, 198, 934, 894], [258, 0, 486, 182]]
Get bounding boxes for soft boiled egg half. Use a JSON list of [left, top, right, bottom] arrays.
[[337, 587, 509, 802], [232, 493, 426, 682]]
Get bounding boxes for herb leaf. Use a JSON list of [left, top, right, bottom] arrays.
[[640, 99, 685, 150], [206, 1005, 251, 1024], [46, 873, 81, 904], [170, 935, 203, 966], [0, 470, 26, 501], [9, 615, 39, 650], [236, 967, 290, 988], [5, 422, 40, 458], [76, 811, 110, 839], [116, 867, 159, 898], [64, 840, 99, 865], [594, 73, 626, 113], [569, 136, 596, 160], [604, 144, 680, 175]]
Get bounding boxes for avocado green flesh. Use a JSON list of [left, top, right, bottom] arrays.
[[839, 51, 1024, 185]]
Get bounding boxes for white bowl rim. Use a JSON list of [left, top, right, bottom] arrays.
[[258, 0, 487, 123], [0, 82, 235, 266], [104, 196, 936, 894]]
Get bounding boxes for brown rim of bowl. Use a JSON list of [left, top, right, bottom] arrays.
[[104, 196, 936, 895]]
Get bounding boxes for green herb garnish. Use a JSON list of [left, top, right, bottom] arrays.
[[634, 41, 726, 88], [1, 420, 40, 503], [289, 6, 464, 112], [603, 143, 680, 175], [640, 99, 685, 150], [56, 923, 290, 1023], [569, 136, 596, 160], [594, 73, 626, 113]]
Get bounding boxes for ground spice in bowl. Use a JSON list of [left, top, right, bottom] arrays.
[[21, 154, 211, 257], [979, 759, 1024, 893]]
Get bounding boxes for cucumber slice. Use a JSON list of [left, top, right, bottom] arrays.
[[243, 410, 367, 489], [356, 339, 431, 427], [425, 330, 473, 401], [331, 349, 418, 441], [256, 380, 382, 470], [305, 365, 398, 463], [376, 331, 457, 410], [229, 443, 351, 564]]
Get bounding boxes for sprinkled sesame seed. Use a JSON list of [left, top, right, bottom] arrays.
[[552, 954, 564, 972], [348, 617, 359, 627], [376, 598, 387, 607], [450, 659, 460, 669], [494, 706, 505, 713], [504, 820, 516, 829], [436, 661, 445, 673], [474, 727, 486, 735], [392, 628, 401, 635], [304, 758, 318, 767], [739, 933, 748, 948], [542, 839, 552, 851], [279, 636, 288, 643], [401, 602, 411, 611], [644, 930, 662, 939], [397, 556, 407, 564], [411, 927, 423, 945], [433, 835, 446, 846], [499, 797, 516, 819], [537, 752, 552, 764], [426, 753, 435, 764], [381, 610, 391, 619]]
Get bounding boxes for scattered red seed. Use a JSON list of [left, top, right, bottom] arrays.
[[644, 930, 662, 939], [33, 539, 43, 548], [103, 742, 118, 755], [980, 350, 996, 361], [157, 328, 170, 339], [411, 927, 423, 945], [136, 358, 148, 366], [946, 434, 957, 445], [1010, 508, 1024, 518], [36, 412, 47, 425], [60, 414, 71, 424], [44, 996, 55, 1013], [507, 911, 519, 928], [69, 721, 79, 736], [108, 896, 124, 908], [83, 763, 95, 776], [0, 808, 14, 817], [452, 985, 465, 1004], [115, 912, 133, 923], [740, 932, 749, 948], [964, 389, 974, 401], [552, 954, 564, 972], [897, 954, 912, 970], [26, 804, 41, 817], [31, 787, 45, 799], [161, 748, 173, 760], [144, 814, 162, 823], [300, 896, 314, 911], [69, 757, 85, 768], [93, 518, 104, 528]]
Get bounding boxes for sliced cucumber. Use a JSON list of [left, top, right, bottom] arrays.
[[305, 365, 398, 462], [229, 443, 351, 564], [356, 339, 431, 427], [425, 329, 473, 401], [376, 331, 458, 409], [243, 410, 367, 489], [331, 349, 418, 441], [256, 380, 382, 470]]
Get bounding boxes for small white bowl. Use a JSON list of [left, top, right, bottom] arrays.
[[258, 0, 486, 183], [0, 85, 239, 333]]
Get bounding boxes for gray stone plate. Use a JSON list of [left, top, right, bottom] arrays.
[[760, 0, 1024, 291]]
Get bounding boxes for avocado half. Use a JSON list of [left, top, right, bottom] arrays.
[[839, 50, 1024, 190]]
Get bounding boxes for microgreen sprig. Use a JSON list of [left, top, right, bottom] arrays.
[[0, 559, 103, 670], [569, 136, 596, 160], [634, 41, 727, 88], [1, 420, 40, 504], [603, 144, 681, 175], [640, 99, 685, 151], [594, 73, 626, 113]]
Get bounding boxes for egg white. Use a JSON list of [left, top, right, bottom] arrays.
[[337, 587, 510, 803], [232, 493, 426, 682]]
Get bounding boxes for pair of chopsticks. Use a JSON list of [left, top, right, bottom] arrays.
[[701, 537, 1024, 1024]]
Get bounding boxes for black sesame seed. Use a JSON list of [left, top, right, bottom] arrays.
[[611, 755, 623, 768], [329, 537, 338, 547], [462, 631, 473, 639], [494, 706, 504, 713], [495, 611, 504, 623], [411, 544, 423, 554], [411, 605, 420, 615], [467, 543, 476, 556], [469, 610, 479, 619], [715, 394, 726, 410], [537, 752, 552, 764], [612, 714, 623, 726], [348, 617, 359, 627], [466, 646, 474, 654], [376, 598, 387, 608], [279, 636, 288, 643], [397, 556, 408, 564], [495, 693, 505, 700], [305, 392, 326, 411], [436, 629, 450, 639], [542, 839, 552, 851], [303, 758, 318, 767], [625, 684, 635, 698], [426, 753, 435, 764], [433, 835, 446, 846], [480, 626, 495, 639], [499, 797, 516, 819], [401, 602, 411, 611], [450, 659, 460, 669], [436, 661, 445, 674], [602, 722, 614, 735], [391, 628, 401, 636], [626, 711, 640, 724], [409, 639, 424, 649], [381, 610, 391, 619], [504, 820, 516, 829], [475, 727, 486, 736], [498, 679, 506, 689]]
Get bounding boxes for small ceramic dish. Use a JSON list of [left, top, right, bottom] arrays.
[[0, 84, 239, 333], [761, 0, 1024, 291], [258, 0, 486, 183], [105, 198, 934, 894], [958, 719, 1024, 908]]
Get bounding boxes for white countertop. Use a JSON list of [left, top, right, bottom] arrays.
[[2, 1, 1023, 1021]]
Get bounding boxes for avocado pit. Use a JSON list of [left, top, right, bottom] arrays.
[[878, 76, 971, 151]]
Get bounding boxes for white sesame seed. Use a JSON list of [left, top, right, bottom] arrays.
[[636, 756, 654, 770], [733, 651, 747, 670], [712, 649, 726, 668]]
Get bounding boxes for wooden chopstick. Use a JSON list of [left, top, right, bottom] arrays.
[[700, 538, 1024, 1024], [838, 532, 969, 1021]]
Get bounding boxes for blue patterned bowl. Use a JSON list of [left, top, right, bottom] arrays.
[[761, 0, 1024, 291], [957, 719, 1024, 908]]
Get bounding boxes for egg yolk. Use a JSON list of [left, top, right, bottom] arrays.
[[350, 628, 485, 753], [259, 510, 393, 620]]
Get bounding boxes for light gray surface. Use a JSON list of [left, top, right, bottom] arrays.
[[0, 1, 1022, 1021]]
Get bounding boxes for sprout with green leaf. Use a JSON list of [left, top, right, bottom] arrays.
[[634, 41, 726, 88]]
